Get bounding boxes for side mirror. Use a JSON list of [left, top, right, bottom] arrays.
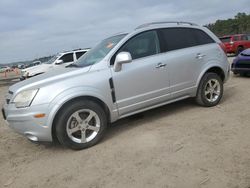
[[55, 60, 63, 65], [114, 52, 132, 72]]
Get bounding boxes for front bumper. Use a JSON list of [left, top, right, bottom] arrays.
[[231, 59, 250, 74], [231, 67, 250, 74], [2, 103, 53, 142], [19, 75, 34, 81]]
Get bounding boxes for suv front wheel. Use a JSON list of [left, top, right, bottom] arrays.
[[55, 100, 107, 150], [196, 73, 223, 107]]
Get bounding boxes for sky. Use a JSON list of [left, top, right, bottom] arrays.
[[0, 0, 249, 64]]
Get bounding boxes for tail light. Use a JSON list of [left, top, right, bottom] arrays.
[[218, 42, 227, 54]]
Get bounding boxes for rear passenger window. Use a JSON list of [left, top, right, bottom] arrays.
[[158, 28, 214, 52], [76, 51, 86, 59], [158, 28, 197, 51], [118, 30, 160, 60]]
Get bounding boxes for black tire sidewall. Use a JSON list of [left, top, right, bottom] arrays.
[[55, 100, 107, 150], [199, 73, 223, 107]]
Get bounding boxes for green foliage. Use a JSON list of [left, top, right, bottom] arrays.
[[206, 12, 250, 36]]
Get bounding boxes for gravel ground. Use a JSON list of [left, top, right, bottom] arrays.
[[0, 58, 250, 188]]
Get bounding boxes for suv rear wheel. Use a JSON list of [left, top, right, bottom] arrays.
[[196, 73, 223, 107], [55, 100, 107, 150]]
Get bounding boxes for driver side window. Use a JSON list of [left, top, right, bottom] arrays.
[[118, 30, 160, 60], [59, 53, 74, 63]]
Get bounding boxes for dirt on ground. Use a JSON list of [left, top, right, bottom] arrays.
[[0, 58, 250, 188]]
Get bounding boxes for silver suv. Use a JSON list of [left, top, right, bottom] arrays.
[[2, 22, 229, 150]]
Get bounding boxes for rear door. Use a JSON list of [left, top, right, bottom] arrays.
[[157, 27, 216, 98]]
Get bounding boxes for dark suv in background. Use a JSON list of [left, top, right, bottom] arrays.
[[219, 34, 250, 55]]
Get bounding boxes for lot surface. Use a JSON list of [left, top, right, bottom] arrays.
[[0, 58, 250, 188]]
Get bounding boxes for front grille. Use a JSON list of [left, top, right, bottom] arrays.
[[236, 60, 250, 69]]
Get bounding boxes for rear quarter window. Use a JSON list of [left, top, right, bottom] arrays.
[[193, 29, 214, 45]]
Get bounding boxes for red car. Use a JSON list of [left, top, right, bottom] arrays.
[[219, 34, 250, 55]]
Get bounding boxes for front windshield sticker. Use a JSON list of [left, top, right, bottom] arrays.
[[106, 42, 114, 49]]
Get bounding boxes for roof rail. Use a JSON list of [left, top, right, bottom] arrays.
[[136, 21, 198, 29]]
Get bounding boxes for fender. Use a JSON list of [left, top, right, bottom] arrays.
[[45, 86, 119, 133], [195, 61, 226, 89]]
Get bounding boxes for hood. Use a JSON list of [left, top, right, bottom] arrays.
[[22, 63, 53, 76], [240, 49, 250, 56], [10, 66, 91, 93]]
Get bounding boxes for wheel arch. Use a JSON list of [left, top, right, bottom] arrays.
[[196, 65, 226, 89], [51, 95, 111, 142]]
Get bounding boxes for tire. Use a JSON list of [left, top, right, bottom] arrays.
[[55, 100, 107, 150], [196, 73, 223, 107], [236, 46, 244, 55]]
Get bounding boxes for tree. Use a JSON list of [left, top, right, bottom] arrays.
[[205, 12, 250, 36]]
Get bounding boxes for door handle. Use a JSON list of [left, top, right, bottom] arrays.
[[196, 53, 206, 59], [155, 63, 166, 68]]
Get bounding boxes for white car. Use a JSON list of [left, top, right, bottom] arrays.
[[25, 61, 42, 68], [20, 49, 89, 80], [0, 66, 11, 73]]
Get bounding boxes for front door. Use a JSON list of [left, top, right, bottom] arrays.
[[111, 30, 171, 116]]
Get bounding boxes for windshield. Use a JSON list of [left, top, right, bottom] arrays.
[[75, 34, 127, 67], [45, 55, 59, 64]]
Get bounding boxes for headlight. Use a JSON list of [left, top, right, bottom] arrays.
[[21, 71, 28, 76], [13, 89, 39, 108]]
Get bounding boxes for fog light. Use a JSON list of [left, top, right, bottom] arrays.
[[25, 133, 38, 142]]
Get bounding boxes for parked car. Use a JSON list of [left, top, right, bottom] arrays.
[[25, 61, 42, 68], [231, 48, 250, 76], [219, 34, 250, 55], [20, 49, 89, 80], [0, 66, 11, 73], [2, 21, 229, 150], [18, 64, 26, 69]]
